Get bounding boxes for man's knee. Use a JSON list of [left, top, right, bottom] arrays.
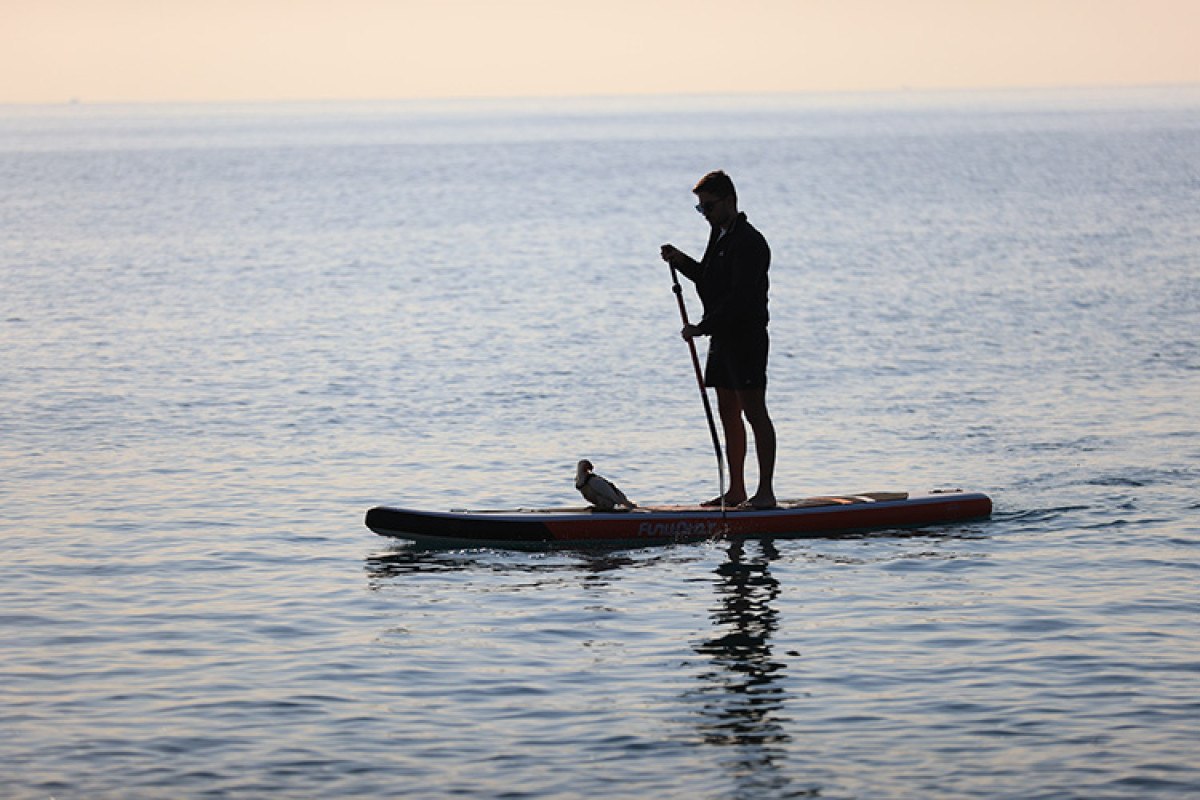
[[736, 389, 768, 415]]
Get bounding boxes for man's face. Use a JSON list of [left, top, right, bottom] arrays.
[[695, 191, 735, 227]]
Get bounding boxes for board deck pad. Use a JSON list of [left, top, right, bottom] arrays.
[[454, 492, 912, 515]]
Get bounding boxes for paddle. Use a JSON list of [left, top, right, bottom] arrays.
[[668, 264, 727, 517]]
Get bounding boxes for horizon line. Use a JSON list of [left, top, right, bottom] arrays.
[[4, 81, 1199, 110]]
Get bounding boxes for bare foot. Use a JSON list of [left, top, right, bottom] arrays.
[[743, 493, 778, 510], [701, 492, 747, 507]]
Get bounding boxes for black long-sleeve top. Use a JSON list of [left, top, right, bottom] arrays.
[[674, 212, 770, 337]]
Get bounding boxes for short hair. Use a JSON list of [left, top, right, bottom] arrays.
[[693, 170, 736, 200]]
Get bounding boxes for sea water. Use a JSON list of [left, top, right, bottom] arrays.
[[1, 87, 1198, 798]]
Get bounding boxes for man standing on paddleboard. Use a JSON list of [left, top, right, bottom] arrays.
[[661, 170, 777, 509]]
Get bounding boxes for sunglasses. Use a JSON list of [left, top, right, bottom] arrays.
[[695, 197, 726, 214]]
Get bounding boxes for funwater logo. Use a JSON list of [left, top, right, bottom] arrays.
[[637, 519, 723, 538]]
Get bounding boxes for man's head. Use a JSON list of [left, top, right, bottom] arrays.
[[693, 170, 738, 227], [693, 170, 736, 201]]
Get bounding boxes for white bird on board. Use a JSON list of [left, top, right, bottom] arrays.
[[575, 460, 636, 511]]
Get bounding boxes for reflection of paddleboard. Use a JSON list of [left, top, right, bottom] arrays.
[[365, 489, 992, 549]]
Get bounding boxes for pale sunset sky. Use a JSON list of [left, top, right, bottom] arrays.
[[2, 0, 1197, 104]]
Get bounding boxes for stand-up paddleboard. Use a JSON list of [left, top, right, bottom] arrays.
[[366, 489, 991, 549]]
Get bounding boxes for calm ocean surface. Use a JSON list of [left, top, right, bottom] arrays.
[[2, 87, 1198, 798]]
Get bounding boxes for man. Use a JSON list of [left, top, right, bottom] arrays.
[[661, 170, 777, 509]]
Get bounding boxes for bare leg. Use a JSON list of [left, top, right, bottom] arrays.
[[715, 387, 748, 505], [736, 388, 776, 508]]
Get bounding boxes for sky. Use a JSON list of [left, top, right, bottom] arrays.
[[2, 0, 1198, 104]]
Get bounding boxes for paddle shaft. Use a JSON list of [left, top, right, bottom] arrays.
[[669, 265, 726, 514]]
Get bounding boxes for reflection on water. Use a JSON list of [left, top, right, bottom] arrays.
[[363, 545, 644, 584], [690, 540, 818, 799], [367, 541, 817, 796]]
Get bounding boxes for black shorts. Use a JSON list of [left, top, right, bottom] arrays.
[[704, 327, 768, 390]]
